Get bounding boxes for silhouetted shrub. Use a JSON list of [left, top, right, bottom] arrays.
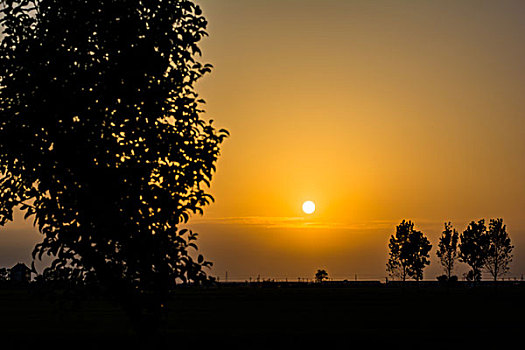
[[437, 274, 458, 287], [437, 275, 448, 283], [315, 269, 328, 283]]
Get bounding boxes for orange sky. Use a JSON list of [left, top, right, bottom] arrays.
[[2, 0, 525, 281]]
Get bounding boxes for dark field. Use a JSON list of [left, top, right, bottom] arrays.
[[1, 283, 524, 349]]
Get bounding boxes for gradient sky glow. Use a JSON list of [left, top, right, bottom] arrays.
[[2, 0, 525, 281]]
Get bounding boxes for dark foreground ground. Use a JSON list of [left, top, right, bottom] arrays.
[[1, 282, 524, 349]]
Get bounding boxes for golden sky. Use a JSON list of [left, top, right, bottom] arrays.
[[2, 0, 525, 281]]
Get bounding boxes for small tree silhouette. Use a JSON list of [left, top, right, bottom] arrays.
[[485, 218, 513, 281], [459, 220, 488, 282], [315, 269, 328, 283], [436, 222, 459, 280], [387, 220, 432, 281]]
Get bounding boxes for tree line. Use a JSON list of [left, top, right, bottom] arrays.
[[386, 218, 513, 282]]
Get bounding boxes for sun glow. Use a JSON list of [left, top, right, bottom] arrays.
[[302, 201, 315, 214]]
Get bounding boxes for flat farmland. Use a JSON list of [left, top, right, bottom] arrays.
[[1, 284, 524, 349]]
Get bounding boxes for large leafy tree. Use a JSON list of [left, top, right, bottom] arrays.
[[0, 0, 227, 331], [386, 220, 432, 282], [436, 222, 459, 279], [485, 218, 513, 281], [459, 219, 488, 282]]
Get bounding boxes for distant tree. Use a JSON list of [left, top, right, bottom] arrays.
[[387, 220, 432, 281], [315, 269, 328, 283], [408, 228, 433, 281], [459, 220, 488, 282], [436, 222, 459, 279], [0, 0, 227, 334], [484, 218, 513, 281], [387, 221, 412, 282]]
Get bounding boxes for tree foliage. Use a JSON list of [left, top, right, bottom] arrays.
[[386, 220, 432, 281], [315, 269, 328, 283], [458, 220, 488, 282], [436, 222, 459, 279], [485, 218, 513, 281], [0, 0, 227, 330], [0, 267, 8, 281]]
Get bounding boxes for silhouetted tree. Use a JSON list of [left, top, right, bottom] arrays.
[[459, 220, 488, 282], [386, 220, 432, 281], [0, 0, 227, 334], [0, 267, 8, 281], [485, 218, 513, 281], [436, 222, 459, 279], [315, 269, 328, 283]]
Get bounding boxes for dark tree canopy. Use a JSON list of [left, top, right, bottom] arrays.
[[315, 269, 328, 283], [386, 220, 432, 281], [485, 218, 513, 281], [436, 222, 459, 279], [0, 0, 227, 329], [459, 220, 488, 282]]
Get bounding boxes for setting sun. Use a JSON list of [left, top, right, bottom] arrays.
[[302, 201, 315, 214]]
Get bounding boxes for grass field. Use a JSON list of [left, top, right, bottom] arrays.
[[1, 283, 524, 349]]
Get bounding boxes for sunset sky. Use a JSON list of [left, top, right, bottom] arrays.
[[2, 0, 525, 281]]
